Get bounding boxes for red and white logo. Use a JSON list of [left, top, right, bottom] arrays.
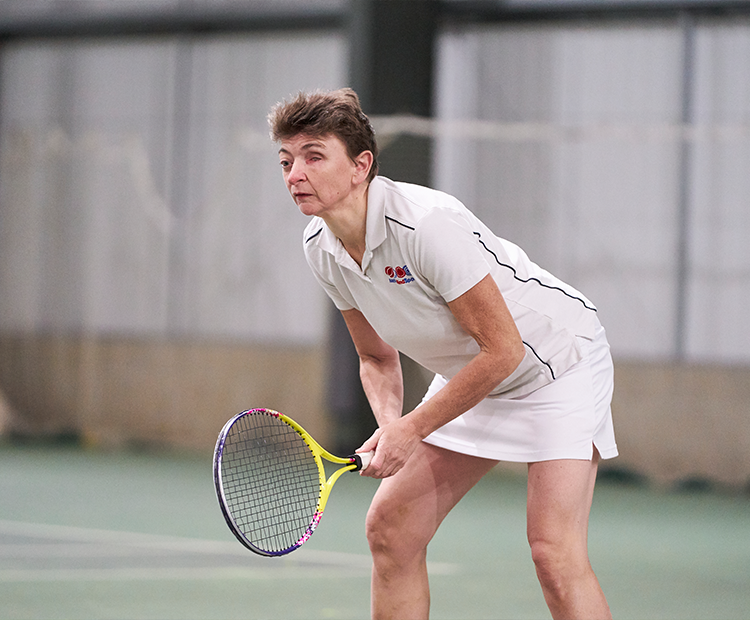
[[385, 265, 414, 285]]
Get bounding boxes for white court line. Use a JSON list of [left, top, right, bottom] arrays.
[[0, 543, 184, 558], [0, 520, 459, 582], [0, 519, 366, 566], [0, 566, 368, 583]]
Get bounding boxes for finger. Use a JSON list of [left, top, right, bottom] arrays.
[[360, 447, 388, 478]]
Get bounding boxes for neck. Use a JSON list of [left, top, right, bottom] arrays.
[[322, 185, 368, 266]]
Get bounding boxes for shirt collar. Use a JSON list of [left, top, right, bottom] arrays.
[[364, 177, 387, 254]]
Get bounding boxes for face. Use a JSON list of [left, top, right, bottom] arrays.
[[278, 133, 369, 218]]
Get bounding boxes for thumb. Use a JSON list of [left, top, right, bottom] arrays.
[[356, 427, 382, 454]]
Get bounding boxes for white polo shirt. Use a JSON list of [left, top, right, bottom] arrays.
[[303, 176, 599, 399]]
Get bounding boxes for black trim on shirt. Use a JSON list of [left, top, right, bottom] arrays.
[[305, 227, 324, 244], [385, 215, 416, 230], [523, 341, 556, 380], [473, 232, 597, 312]]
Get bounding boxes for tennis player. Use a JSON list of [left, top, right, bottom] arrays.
[[269, 88, 617, 620]]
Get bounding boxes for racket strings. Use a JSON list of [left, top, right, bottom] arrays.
[[219, 411, 322, 554]]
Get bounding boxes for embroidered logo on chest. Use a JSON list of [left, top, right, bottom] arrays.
[[384, 265, 415, 285]]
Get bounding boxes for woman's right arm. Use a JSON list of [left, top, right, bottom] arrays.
[[341, 308, 404, 427]]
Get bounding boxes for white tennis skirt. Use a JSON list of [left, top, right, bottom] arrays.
[[422, 324, 618, 463]]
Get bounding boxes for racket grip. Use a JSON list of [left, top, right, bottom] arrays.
[[350, 451, 374, 472]]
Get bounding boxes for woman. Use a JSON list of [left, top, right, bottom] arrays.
[[269, 88, 617, 620]]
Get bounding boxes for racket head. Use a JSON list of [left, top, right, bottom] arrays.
[[213, 408, 326, 556]]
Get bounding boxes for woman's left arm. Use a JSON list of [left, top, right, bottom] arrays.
[[358, 273, 526, 478]]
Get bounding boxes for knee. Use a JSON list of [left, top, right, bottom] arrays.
[[529, 537, 590, 592], [529, 538, 564, 585], [365, 501, 429, 565]]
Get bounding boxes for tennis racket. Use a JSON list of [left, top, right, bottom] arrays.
[[213, 408, 373, 557]]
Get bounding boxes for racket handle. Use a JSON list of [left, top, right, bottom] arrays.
[[350, 451, 374, 472]]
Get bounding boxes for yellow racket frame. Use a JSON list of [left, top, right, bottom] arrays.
[[215, 407, 372, 555], [271, 409, 361, 515]]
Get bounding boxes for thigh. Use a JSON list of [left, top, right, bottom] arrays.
[[368, 441, 498, 543], [526, 452, 600, 548]]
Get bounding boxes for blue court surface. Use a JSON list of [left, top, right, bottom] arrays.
[[1, 442, 748, 620]]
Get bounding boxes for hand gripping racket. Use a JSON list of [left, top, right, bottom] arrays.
[[213, 408, 373, 557]]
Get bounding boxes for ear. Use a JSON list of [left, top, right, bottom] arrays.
[[352, 150, 374, 185]]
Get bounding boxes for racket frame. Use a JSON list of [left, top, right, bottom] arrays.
[[213, 408, 366, 556]]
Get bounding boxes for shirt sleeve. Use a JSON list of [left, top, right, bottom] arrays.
[[411, 207, 491, 303]]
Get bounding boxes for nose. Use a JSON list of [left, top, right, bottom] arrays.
[[286, 160, 307, 186]]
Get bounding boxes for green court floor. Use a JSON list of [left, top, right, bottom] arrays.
[[1, 442, 748, 619]]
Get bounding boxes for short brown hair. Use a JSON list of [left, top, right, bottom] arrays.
[[268, 88, 379, 182]]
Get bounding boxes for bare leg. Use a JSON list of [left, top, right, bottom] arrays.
[[366, 443, 498, 620], [526, 450, 612, 620]]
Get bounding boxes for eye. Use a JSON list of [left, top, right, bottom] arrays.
[[279, 159, 291, 169]]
